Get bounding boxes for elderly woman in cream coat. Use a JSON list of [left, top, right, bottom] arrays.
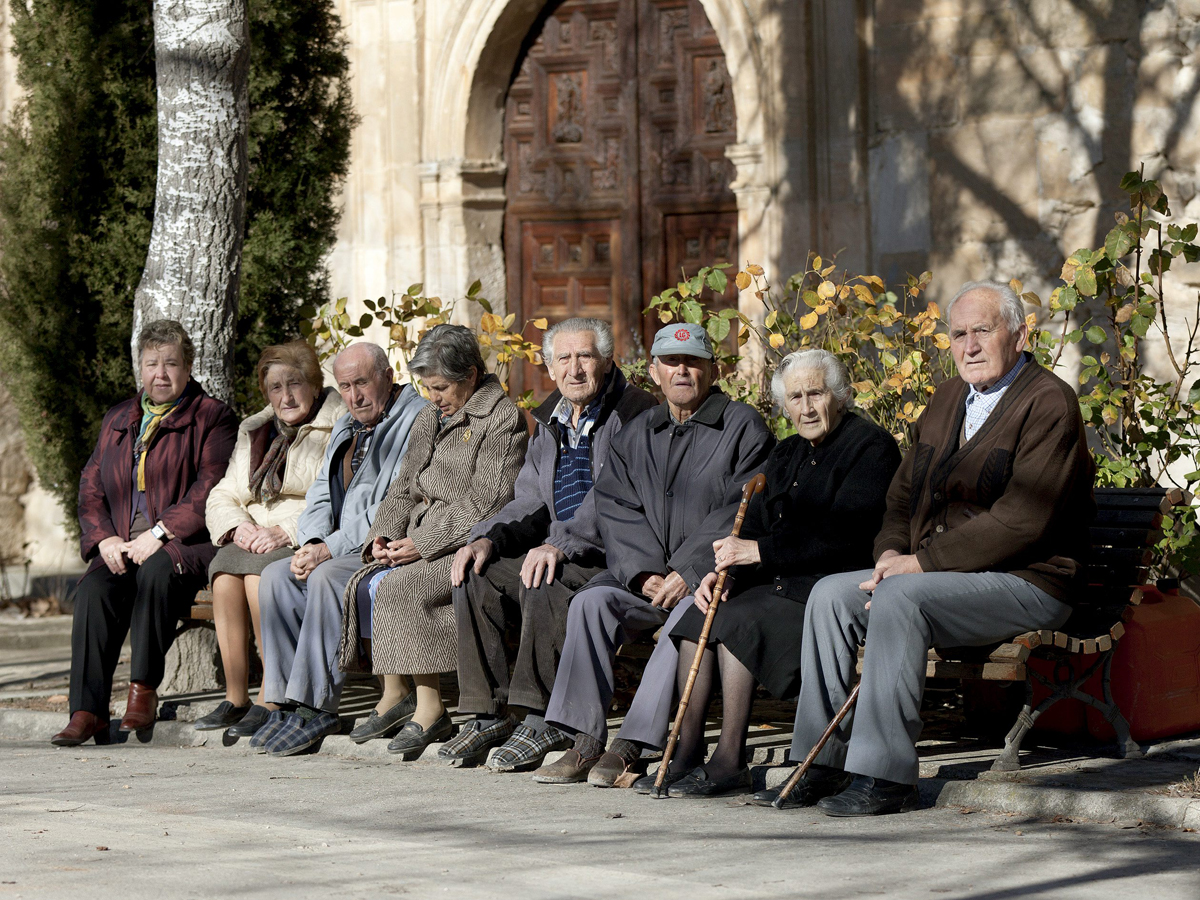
[[337, 325, 528, 759], [196, 341, 346, 733]]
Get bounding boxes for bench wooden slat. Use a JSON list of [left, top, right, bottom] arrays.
[[1094, 508, 1164, 528], [1090, 546, 1155, 567], [1089, 526, 1161, 547]]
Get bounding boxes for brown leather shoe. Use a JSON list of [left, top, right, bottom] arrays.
[[51, 711, 110, 747], [119, 682, 158, 732], [531, 748, 601, 784], [587, 750, 639, 788]]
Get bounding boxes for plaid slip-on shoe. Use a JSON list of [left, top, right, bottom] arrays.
[[265, 711, 341, 757], [437, 713, 518, 766], [488, 724, 572, 773], [248, 709, 290, 752]]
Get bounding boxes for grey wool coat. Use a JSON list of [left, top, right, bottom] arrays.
[[591, 389, 775, 595], [337, 375, 528, 675]]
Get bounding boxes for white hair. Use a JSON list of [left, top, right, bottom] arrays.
[[771, 349, 853, 409], [334, 342, 391, 379], [945, 280, 1025, 333], [542, 317, 615, 363]]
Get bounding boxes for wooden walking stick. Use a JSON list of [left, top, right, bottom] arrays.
[[651, 472, 766, 798], [771, 682, 860, 809]]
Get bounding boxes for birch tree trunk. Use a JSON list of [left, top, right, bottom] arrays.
[[132, 0, 250, 405]]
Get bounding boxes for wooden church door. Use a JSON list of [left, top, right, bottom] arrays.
[[503, 0, 738, 397]]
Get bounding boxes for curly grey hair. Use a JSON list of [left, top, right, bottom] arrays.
[[771, 349, 853, 410], [945, 280, 1025, 333], [409, 323, 487, 384], [542, 317, 615, 362], [136, 319, 195, 368]]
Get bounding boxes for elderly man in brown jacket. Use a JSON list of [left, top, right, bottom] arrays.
[[761, 280, 1095, 817]]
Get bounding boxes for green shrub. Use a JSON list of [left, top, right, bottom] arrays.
[[0, 0, 354, 527]]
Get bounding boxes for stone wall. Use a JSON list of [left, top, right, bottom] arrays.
[[2, 0, 1200, 573], [864, 0, 1200, 323]]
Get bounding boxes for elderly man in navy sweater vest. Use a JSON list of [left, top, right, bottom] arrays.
[[444, 318, 657, 770]]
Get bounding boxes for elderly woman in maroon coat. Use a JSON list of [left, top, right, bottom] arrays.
[[52, 320, 238, 746]]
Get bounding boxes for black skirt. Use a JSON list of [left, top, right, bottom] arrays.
[[671, 581, 810, 700]]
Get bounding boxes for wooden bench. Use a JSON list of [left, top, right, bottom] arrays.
[[190, 588, 214, 621], [857, 486, 1192, 771]]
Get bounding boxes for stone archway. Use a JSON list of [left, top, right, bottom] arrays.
[[420, 0, 777, 352]]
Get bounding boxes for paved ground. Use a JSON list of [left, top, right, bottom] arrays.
[[2, 739, 1199, 900], [4, 613, 1200, 897]]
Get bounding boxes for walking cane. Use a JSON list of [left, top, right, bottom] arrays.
[[771, 682, 860, 809], [651, 472, 766, 798]]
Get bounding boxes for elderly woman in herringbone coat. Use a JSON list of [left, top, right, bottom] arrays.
[[337, 325, 528, 757]]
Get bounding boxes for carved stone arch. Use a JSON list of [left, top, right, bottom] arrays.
[[421, 0, 778, 349]]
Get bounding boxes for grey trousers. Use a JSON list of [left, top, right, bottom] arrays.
[[452, 554, 605, 715], [790, 569, 1072, 785], [545, 583, 691, 745], [259, 553, 363, 713]]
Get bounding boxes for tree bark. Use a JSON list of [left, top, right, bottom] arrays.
[[132, 0, 250, 405]]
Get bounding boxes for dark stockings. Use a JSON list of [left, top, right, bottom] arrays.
[[671, 640, 756, 780]]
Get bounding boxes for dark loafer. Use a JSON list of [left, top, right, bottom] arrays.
[[225, 705, 271, 738], [531, 748, 601, 784], [194, 700, 252, 731], [633, 767, 690, 795], [51, 711, 110, 747], [266, 711, 342, 757], [387, 713, 455, 760], [816, 775, 921, 817], [438, 714, 517, 766], [119, 682, 158, 732], [753, 764, 852, 809], [667, 766, 752, 798], [248, 709, 290, 751], [348, 694, 418, 743]]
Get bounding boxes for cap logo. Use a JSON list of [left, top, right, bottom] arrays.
[[674, 328, 691, 341]]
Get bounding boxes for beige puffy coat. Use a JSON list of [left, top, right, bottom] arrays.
[[205, 388, 347, 546]]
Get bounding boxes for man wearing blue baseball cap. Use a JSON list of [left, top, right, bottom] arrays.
[[533, 321, 774, 786]]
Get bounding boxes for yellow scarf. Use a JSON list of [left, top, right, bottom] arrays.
[[136, 394, 180, 491]]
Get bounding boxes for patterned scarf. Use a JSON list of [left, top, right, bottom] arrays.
[[135, 393, 182, 491], [249, 392, 325, 504]]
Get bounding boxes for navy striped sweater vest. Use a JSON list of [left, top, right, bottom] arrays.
[[553, 432, 593, 521]]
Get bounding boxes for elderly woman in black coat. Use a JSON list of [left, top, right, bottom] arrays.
[[643, 348, 901, 797]]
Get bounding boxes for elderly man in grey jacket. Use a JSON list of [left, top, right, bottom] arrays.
[[533, 323, 774, 786], [241, 342, 428, 756], [441, 318, 657, 770]]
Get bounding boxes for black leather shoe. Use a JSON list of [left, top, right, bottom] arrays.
[[667, 766, 752, 798], [387, 713, 455, 760], [194, 700, 252, 731], [816, 775, 921, 817], [348, 694, 417, 743], [225, 705, 271, 738], [753, 764, 852, 809], [633, 767, 690, 795]]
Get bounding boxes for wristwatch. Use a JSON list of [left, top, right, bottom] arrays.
[[150, 523, 168, 542]]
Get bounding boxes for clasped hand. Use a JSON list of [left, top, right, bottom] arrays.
[[233, 522, 291, 554], [637, 570, 688, 609], [859, 549, 923, 608], [371, 536, 421, 567]]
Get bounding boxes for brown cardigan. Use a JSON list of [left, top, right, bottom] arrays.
[[874, 353, 1095, 601]]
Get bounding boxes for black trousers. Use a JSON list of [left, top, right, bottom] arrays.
[[452, 553, 604, 716], [69, 549, 206, 717]]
